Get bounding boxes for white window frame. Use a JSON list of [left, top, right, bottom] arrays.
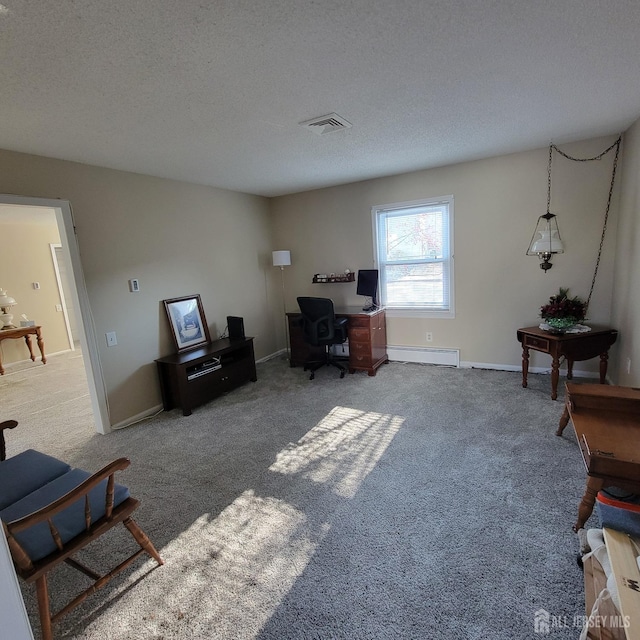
[[372, 195, 455, 319]]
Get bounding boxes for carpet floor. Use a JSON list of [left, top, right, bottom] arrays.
[[1, 350, 596, 639]]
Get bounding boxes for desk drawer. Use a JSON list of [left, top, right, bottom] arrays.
[[523, 335, 550, 352], [351, 353, 373, 367], [349, 341, 372, 357], [349, 327, 371, 343], [349, 316, 372, 329]]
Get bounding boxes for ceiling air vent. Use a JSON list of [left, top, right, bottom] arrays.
[[299, 113, 352, 135]]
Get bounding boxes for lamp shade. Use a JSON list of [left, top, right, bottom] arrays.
[[0, 289, 17, 308], [272, 250, 291, 267], [530, 229, 564, 254], [0, 288, 17, 329], [527, 214, 564, 256]]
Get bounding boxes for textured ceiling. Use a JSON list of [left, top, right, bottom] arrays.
[[1, 1, 639, 197]]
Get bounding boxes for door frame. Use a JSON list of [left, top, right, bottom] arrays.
[[0, 194, 110, 435]]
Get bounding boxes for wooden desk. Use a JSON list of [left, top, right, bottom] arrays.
[[0, 326, 46, 375], [287, 307, 388, 376], [517, 325, 618, 400], [562, 383, 640, 531]]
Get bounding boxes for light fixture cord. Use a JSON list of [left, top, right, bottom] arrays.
[[546, 143, 553, 215], [548, 136, 622, 313]]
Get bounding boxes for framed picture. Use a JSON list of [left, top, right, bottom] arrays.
[[163, 294, 211, 352]]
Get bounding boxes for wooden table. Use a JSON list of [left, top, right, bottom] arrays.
[[560, 382, 640, 531], [0, 326, 46, 375], [516, 325, 618, 399]]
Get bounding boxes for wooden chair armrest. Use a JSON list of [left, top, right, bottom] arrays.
[[0, 420, 18, 462], [7, 458, 131, 535]]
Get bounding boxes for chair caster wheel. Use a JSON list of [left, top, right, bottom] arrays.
[[309, 373, 315, 380]]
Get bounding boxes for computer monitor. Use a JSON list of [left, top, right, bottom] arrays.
[[356, 269, 379, 310]]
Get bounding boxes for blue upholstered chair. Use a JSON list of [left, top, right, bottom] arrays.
[[0, 420, 163, 640]]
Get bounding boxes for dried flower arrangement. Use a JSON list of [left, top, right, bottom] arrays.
[[540, 287, 587, 331]]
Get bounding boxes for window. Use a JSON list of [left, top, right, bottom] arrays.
[[373, 196, 454, 317]]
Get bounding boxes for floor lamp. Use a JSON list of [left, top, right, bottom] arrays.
[[272, 250, 291, 358]]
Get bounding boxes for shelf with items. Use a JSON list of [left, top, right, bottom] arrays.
[[312, 272, 355, 284]]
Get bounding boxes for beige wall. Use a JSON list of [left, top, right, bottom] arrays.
[[0, 211, 70, 363], [0, 149, 276, 426], [612, 118, 640, 386], [0, 128, 633, 428], [270, 135, 622, 373]]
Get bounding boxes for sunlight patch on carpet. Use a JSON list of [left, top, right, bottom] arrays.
[[108, 491, 329, 638], [269, 406, 405, 498], [100, 408, 405, 637]]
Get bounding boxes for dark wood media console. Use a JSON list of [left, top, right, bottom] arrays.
[[155, 337, 257, 416]]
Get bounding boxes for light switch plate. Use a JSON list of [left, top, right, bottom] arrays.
[[105, 332, 117, 347]]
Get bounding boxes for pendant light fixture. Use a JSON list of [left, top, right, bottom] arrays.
[[527, 145, 564, 271]]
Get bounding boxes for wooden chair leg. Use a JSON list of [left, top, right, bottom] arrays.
[[123, 517, 164, 566], [36, 575, 53, 640]]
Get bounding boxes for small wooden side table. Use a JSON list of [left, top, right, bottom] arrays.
[[0, 326, 46, 375], [559, 383, 640, 532], [516, 325, 618, 400]]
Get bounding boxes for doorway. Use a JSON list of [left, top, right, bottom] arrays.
[[0, 194, 109, 434], [51, 243, 78, 350]]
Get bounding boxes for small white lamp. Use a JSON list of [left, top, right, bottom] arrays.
[[0, 288, 17, 329], [272, 251, 291, 358], [272, 250, 291, 269]]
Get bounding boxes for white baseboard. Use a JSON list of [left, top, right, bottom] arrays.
[[112, 404, 164, 430], [459, 361, 599, 378], [258, 349, 286, 363], [1, 348, 74, 372], [259, 348, 601, 380], [387, 345, 460, 367]]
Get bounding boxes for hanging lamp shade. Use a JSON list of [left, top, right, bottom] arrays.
[[526, 213, 564, 271]]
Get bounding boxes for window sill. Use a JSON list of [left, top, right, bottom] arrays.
[[385, 308, 455, 319]]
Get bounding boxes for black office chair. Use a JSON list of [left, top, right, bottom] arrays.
[[297, 297, 349, 380]]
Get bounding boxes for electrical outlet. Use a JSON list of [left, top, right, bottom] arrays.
[[128, 278, 140, 292], [32, 282, 40, 290], [426, 332, 433, 342], [55, 304, 62, 312], [105, 332, 118, 347]]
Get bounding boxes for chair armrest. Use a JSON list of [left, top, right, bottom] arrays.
[[333, 317, 348, 342], [0, 420, 18, 462]]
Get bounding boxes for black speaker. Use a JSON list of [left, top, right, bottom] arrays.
[[227, 316, 245, 339]]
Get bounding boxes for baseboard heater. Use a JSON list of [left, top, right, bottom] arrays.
[[387, 345, 459, 367]]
